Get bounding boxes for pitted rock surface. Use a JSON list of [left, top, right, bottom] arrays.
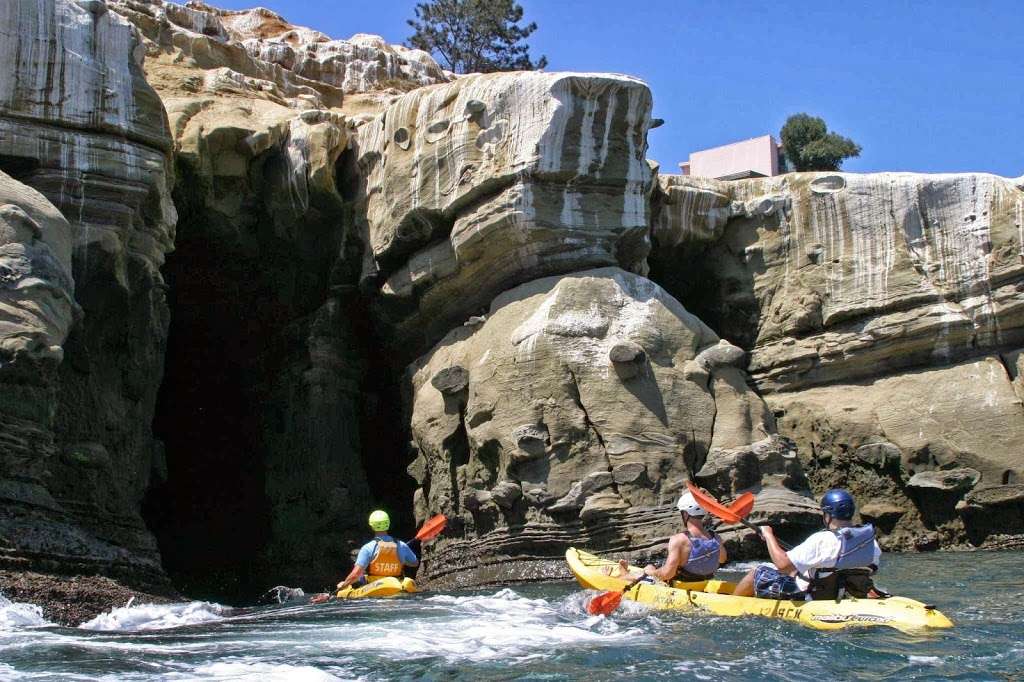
[[405, 268, 814, 586], [357, 72, 657, 358]]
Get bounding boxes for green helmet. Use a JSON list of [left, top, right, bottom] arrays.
[[368, 510, 390, 532]]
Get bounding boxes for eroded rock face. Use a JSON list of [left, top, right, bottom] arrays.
[[0, 0, 175, 584], [653, 172, 1024, 391], [109, 0, 380, 593], [651, 172, 1024, 550], [357, 72, 656, 358], [109, 0, 448, 112], [0, 173, 77, 371], [406, 268, 815, 585], [0, 171, 76, 496]]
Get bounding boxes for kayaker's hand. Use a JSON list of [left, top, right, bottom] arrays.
[[336, 581, 346, 590], [643, 564, 657, 576], [760, 525, 775, 538]]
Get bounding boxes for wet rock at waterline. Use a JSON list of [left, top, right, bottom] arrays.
[[406, 268, 815, 586]]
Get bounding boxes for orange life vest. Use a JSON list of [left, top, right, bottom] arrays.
[[367, 541, 403, 577]]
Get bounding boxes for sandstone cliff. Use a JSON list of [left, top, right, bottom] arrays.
[[650, 172, 1024, 550], [1, 0, 1021, 601], [0, 0, 174, 587]]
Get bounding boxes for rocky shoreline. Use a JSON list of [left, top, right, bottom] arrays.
[[0, 0, 1022, 601], [0, 571, 180, 627]]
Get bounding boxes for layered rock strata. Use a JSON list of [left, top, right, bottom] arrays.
[[651, 172, 1024, 549], [0, 0, 175, 584], [355, 73, 818, 585], [356, 71, 656, 359], [2, 0, 1021, 599], [406, 269, 817, 585], [109, 0, 449, 113]]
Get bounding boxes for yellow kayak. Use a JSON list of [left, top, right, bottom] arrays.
[[336, 576, 417, 600], [567, 548, 953, 631]]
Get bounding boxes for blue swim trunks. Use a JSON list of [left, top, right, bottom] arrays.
[[753, 565, 805, 600]]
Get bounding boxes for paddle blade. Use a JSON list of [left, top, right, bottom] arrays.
[[414, 514, 447, 541], [686, 481, 743, 523], [729, 492, 755, 519], [586, 590, 623, 616]]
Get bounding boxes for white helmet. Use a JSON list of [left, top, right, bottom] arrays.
[[676, 491, 706, 516]]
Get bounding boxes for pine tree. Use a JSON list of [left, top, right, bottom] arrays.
[[407, 0, 548, 74]]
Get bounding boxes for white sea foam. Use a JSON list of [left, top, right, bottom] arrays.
[[908, 655, 941, 665], [320, 588, 648, 663], [719, 560, 762, 573], [79, 601, 225, 632], [0, 594, 50, 629], [190, 661, 346, 681]]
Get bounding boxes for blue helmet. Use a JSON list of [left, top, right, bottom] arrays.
[[820, 489, 855, 520]]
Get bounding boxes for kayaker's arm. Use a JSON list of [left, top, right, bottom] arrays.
[[761, 526, 795, 574], [718, 542, 728, 566], [645, 533, 689, 581], [337, 563, 365, 590]]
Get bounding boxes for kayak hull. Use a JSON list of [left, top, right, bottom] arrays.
[[336, 576, 417, 600], [567, 547, 953, 631]]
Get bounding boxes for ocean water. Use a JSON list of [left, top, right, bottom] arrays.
[[1, 551, 1021, 681]]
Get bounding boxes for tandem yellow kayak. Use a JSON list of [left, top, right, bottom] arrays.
[[336, 576, 417, 600], [567, 548, 953, 631]]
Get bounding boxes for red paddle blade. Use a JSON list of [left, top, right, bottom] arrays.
[[729, 492, 755, 519], [586, 590, 623, 616], [686, 481, 743, 523], [414, 514, 447, 541]]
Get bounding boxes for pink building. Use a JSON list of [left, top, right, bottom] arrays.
[[679, 135, 781, 180]]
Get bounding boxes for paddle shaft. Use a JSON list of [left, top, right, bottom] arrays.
[[737, 517, 793, 551]]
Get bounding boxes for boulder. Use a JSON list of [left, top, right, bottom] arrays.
[[407, 268, 815, 586], [859, 501, 906, 528], [958, 484, 1024, 544], [853, 442, 903, 471], [907, 468, 981, 493], [431, 366, 469, 395]]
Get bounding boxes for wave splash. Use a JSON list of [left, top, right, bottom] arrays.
[[0, 593, 51, 629], [79, 600, 226, 631], [328, 587, 650, 663]]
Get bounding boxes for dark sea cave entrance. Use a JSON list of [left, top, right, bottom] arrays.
[[144, 234, 275, 603], [142, 158, 416, 603]]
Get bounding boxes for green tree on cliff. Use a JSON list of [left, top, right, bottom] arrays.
[[780, 114, 862, 171], [407, 0, 548, 74]]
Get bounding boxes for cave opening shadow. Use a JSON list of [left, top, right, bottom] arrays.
[[143, 237, 275, 605]]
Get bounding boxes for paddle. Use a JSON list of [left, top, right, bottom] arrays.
[[686, 482, 792, 550], [585, 491, 758, 615], [586, 573, 648, 616], [414, 514, 447, 541], [310, 514, 448, 604]]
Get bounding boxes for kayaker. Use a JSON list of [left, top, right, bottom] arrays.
[[733, 488, 882, 600], [620, 491, 727, 582], [336, 510, 419, 591]]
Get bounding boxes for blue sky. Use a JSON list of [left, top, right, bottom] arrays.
[[217, 0, 1023, 177]]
